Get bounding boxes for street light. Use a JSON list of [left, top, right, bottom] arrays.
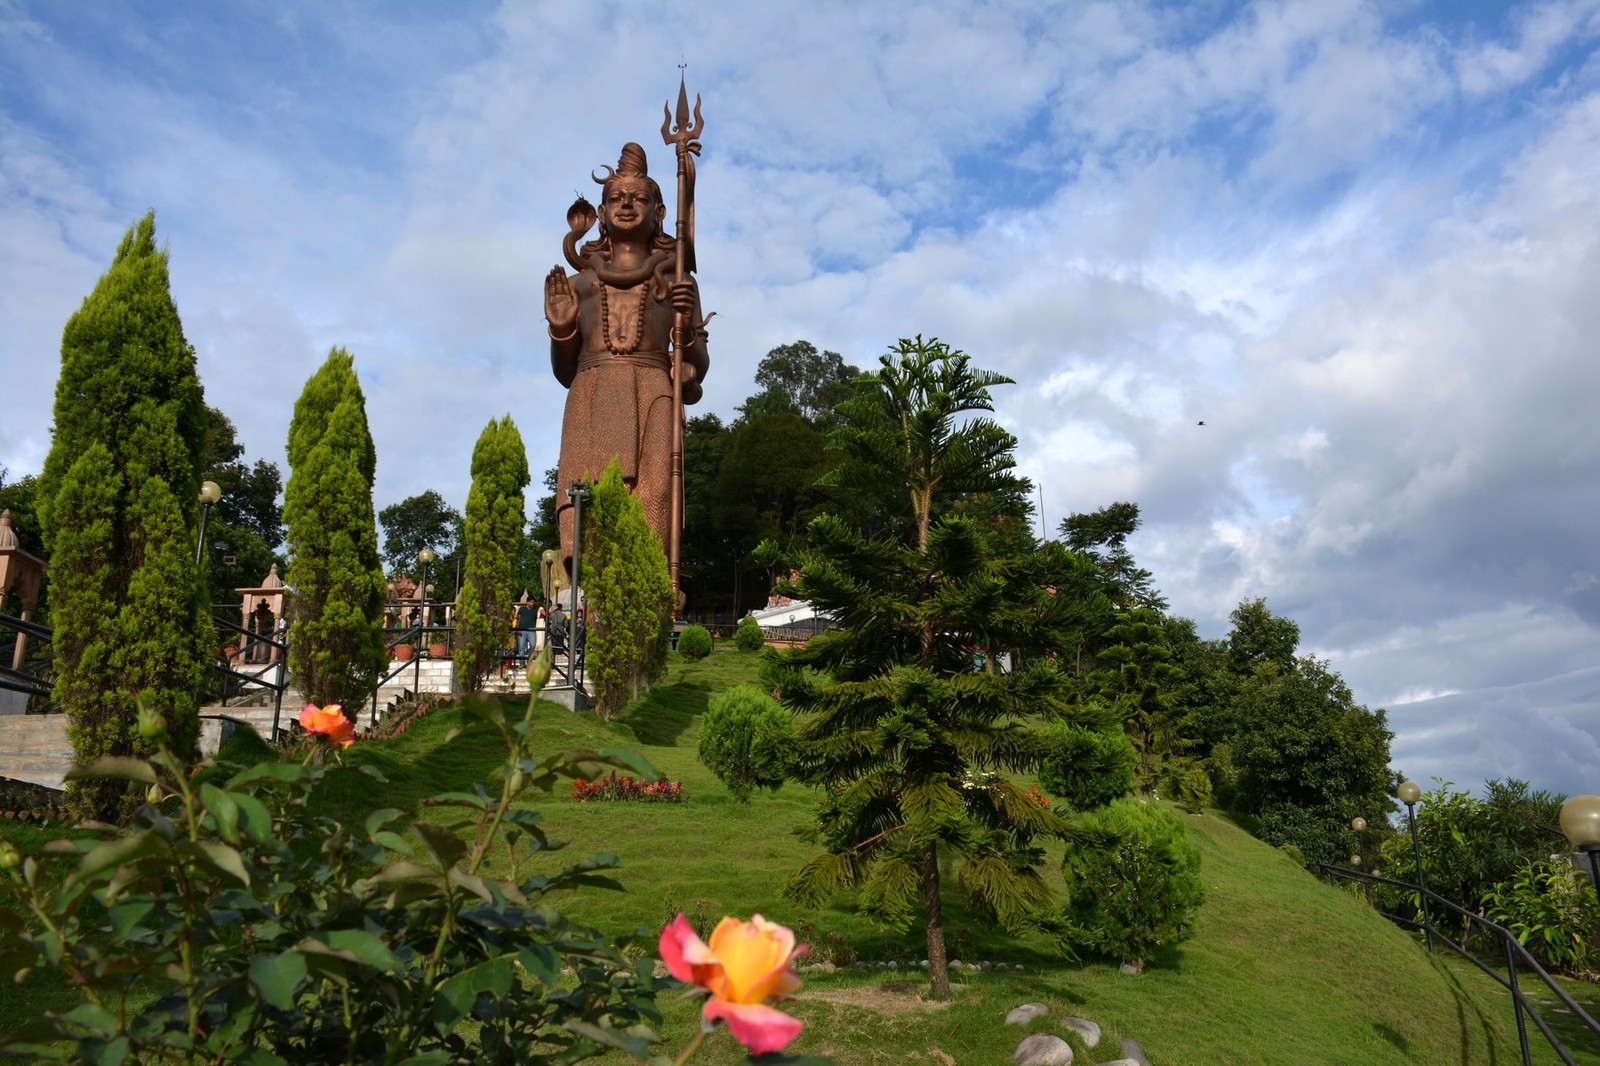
[[566, 482, 591, 690], [1559, 795, 1600, 945], [418, 548, 435, 643], [1397, 780, 1434, 952], [1351, 816, 1368, 872], [196, 480, 221, 566]]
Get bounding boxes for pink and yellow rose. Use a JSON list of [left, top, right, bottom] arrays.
[[659, 913, 805, 1054]]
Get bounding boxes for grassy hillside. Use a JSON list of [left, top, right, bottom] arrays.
[[3, 647, 1588, 1064], [412, 649, 1562, 1064]]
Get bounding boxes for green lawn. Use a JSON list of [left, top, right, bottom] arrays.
[[3, 645, 1592, 1064]]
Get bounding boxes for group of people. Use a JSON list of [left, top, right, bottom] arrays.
[[502, 597, 586, 676]]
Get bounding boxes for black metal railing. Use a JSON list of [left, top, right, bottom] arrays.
[[211, 609, 290, 740], [0, 610, 55, 708], [1319, 862, 1600, 1065]]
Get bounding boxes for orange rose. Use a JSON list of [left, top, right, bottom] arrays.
[[298, 703, 354, 748]]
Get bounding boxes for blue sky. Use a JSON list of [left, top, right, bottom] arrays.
[[4, 0, 1600, 798]]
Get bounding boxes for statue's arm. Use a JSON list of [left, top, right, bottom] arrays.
[[546, 266, 580, 387]]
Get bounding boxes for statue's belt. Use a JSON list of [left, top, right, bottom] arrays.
[[576, 348, 671, 373]]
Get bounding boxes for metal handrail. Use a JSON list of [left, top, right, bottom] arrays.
[[210, 609, 290, 739], [0, 610, 54, 706], [1319, 862, 1600, 1065]]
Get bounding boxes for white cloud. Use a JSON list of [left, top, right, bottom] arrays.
[[3, 0, 1600, 793]]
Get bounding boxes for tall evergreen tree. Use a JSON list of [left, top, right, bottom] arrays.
[[283, 348, 387, 711], [778, 338, 1100, 1000], [581, 461, 673, 718], [36, 212, 212, 814], [454, 416, 530, 693]]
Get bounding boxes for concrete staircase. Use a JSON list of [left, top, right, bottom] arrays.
[[0, 656, 590, 791], [0, 713, 72, 791]]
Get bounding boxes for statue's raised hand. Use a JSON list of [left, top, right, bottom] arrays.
[[545, 267, 578, 336]]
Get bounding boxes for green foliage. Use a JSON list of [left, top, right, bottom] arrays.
[[779, 338, 1115, 1001], [748, 339, 860, 428], [1038, 715, 1136, 812], [1376, 778, 1566, 945], [1059, 501, 1164, 611], [1091, 607, 1193, 791], [819, 335, 1024, 551], [1060, 800, 1205, 970], [1484, 857, 1600, 975], [676, 625, 712, 662], [378, 489, 462, 579], [0, 663, 676, 1064], [734, 615, 766, 652], [35, 213, 212, 815], [283, 348, 388, 709], [1227, 597, 1301, 671], [454, 416, 530, 693], [697, 684, 790, 801], [582, 462, 673, 719], [1229, 656, 1394, 866]]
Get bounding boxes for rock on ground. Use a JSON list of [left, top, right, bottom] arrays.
[[1121, 1036, 1153, 1065], [1014, 1033, 1074, 1066], [1061, 1016, 1101, 1047], [1005, 1002, 1050, 1025]]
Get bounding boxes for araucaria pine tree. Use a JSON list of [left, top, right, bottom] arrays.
[[37, 213, 213, 815], [582, 461, 673, 718], [282, 348, 387, 711], [778, 337, 1101, 1000], [454, 416, 530, 693]]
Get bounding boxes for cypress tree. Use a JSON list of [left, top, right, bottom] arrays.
[[37, 212, 212, 815], [282, 348, 387, 711], [454, 416, 530, 693], [582, 461, 672, 718]]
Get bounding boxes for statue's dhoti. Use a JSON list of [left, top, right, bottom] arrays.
[[556, 350, 675, 570]]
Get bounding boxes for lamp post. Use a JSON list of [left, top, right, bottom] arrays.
[[566, 482, 591, 689], [1559, 794, 1600, 946], [1398, 780, 1434, 952], [1351, 816, 1368, 872], [196, 480, 221, 566], [418, 547, 435, 645]]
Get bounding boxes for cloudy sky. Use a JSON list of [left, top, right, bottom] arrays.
[[3, 0, 1598, 797]]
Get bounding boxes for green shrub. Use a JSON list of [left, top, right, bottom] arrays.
[[677, 624, 712, 661], [734, 616, 766, 652], [1485, 857, 1600, 975], [697, 684, 790, 802], [1160, 758, 1213, 814], [1039, 720, 1136, 811], [0, 656, 673, 1063], [1060, 799, 1205, 972]]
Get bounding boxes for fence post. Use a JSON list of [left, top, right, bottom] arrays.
[[1503, 934, 1533, 1066]]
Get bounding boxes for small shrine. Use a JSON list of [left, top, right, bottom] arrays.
[[233, 563, 290, 664]]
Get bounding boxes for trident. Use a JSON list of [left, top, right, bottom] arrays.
[[662, 69, 703, 603]]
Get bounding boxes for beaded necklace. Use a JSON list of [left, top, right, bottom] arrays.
[[597, 281, 648, 355]]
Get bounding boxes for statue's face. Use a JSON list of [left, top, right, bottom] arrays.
[[600, 176, 662, 239]]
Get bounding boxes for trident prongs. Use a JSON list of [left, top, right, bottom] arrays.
[[661, 70, 704, 153]]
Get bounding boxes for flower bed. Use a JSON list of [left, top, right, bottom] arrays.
[[571, 771, 687, 803]]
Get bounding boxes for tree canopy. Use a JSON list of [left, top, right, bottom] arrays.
[[283, 347, 387, 710], [36, 212, 213, 815]]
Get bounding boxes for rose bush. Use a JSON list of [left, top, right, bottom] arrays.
[[0, 654, 679, 1064]]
